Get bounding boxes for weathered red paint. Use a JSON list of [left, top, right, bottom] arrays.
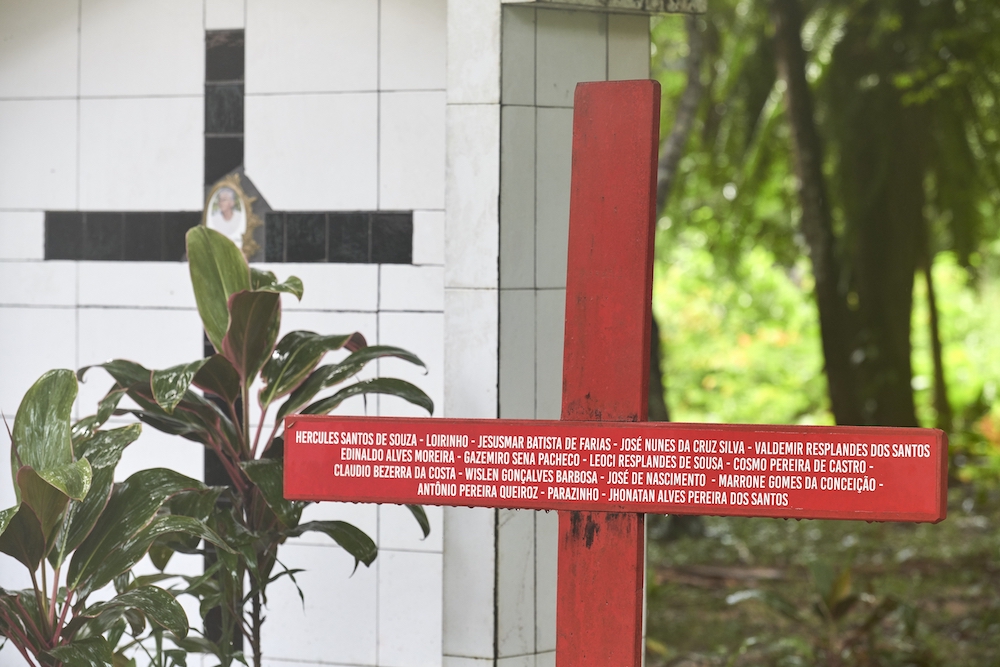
[[556, 79, 660, 667], [283, 416, 949, 521]]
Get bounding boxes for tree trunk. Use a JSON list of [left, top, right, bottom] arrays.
[[770, 0, 863, 425], [649, 15, 704, 424]]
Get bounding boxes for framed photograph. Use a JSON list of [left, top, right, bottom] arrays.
[[203, 176, 261, 258]]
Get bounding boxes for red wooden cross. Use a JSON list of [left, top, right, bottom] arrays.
[[284, 81, 947, 667]]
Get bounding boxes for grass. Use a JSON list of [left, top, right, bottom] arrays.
[[645, 484, 1000, 666]]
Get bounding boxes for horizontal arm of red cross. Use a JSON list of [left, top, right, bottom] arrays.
[[284, 415, 947, 523]]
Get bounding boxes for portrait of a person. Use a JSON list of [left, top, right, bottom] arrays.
[[207, 186, 246, 247]]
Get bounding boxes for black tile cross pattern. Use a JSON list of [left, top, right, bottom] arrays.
[[42, 27, 413, 265], [266, 211, 413, 264]]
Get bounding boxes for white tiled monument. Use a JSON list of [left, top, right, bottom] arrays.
[[0, 1, 694, 665]]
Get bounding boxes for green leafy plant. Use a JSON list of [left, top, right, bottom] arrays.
[[727, 562, 930, 666], [76, 227, 433, 667], [1, 370, 228, 666]]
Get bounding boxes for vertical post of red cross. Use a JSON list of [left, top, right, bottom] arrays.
[[557, 80, 661, 667]]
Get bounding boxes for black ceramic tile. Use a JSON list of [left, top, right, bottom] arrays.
[[205, 83, 244, 135], [206, 30, 244, 83], [83, 212, 124, 261], [163, 212, 201, 261], [328, 213, 370, 262], [205, 137, 243, 185], [123, 212, 163, 261], [371, 212, 413, 264], [265, 213, 285, 262], [45, 212, 83, 259], [285, 213, 327, 262]]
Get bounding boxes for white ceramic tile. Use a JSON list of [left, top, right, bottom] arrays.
[[379, 503, 443, 552], [79, 262, 197, 308], [413, 210, 445, 266], [380, 91, 447, 210], [534, 651, 556, 667], [535, 9, 607, 108], [499, 289, 535, 419], [0, 100, 77, 209], [380, 265, 444, 312], [501, 6, 536, 106], [114, 422, 203, 482], [443, 658, 494, 667], [608, 13, 651, 81], [378, 550, 444, 667], [205, 0, 245, 29], [381, 0, 447, 91], [497, 509, 535, 657], [443, 289, 498, 419], [442, 506, 496, 659], [0, 0, 79, 98], [79, 97, 203, 210], [80, 0, 203, 97], [500, 105, 535, 289], [76, 308, 204, 410], [292, 501, 378, 546], [535, 107, 572, 289], [534, 510, 558, 652], [496, 656, 533, 667], [0, 307, 77, 420], [245, 93, 378, 210], [260, 543, 378, 665], [448, 0, 502, 104], [0, 212, 44, 260], [0, 261, 76, 306], [535, 289, 565, 420], [445, 104, 500, 290], [377, 311, 444, 418], [246, 0, 377, 94], [253, 262, 379, 312]]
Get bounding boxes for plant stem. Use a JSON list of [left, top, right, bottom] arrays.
[[251, 405, 267, 459], [28, 567, 50, 637], [13, 595, 47, 650], [0, 606, 39, 663], [252, 588, 262, 667], [48, 564, 61, 631], [242, 385, 251, 459], [53, 588, 74, 644]]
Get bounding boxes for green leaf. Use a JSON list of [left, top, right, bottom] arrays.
[[276, 346, 426, 421], [53, 425, 143, 568], [187, 225, 251, 352], [221, 290, 281, 386], [251, 267, 304, 300], [72, 386, 127, 445], [0, 505, 17, 536], [241, 459, 303, 527], [78, 359, 150, 388], [406, 504, 431, 538], [0, 504, 45, 570], [82, 586, 189, 638], [12, 369, 77, 478], [68, 468, 208, 594], [303, 378, 434, 416], [193, 354, 241, 405], [17, 466, 72, 540], [80, 514, 233, 597], [288, 520, 377, 569], [259, 331, 357, 409], [152, 359, 210, 414], [47, 636, 113, 666]]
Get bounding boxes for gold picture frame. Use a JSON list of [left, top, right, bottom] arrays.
[[202, 175, 263, 259]]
